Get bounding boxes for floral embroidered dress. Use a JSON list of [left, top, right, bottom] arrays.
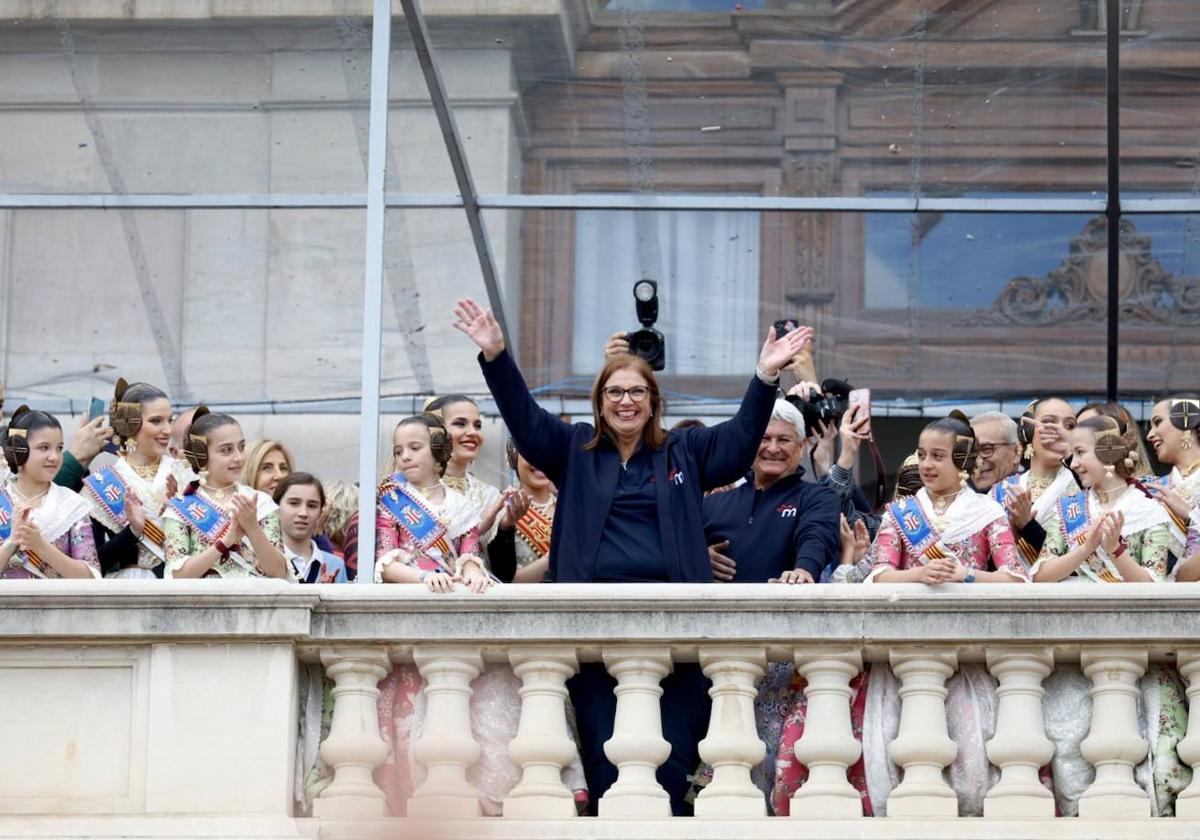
[[1035, 486, 1186, 817], [371, 475, 586, 816], [442, 472, 502, 546], [0, 481, 99, 579], [83, 455, 188, 579], [1148, 464, 1200, 557], [785, 488, 1027, 817], [162, 485, 284, 578]]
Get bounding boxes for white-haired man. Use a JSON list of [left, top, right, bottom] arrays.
[[969, 411, 1023, 493], [703, 399, 840, 583], [970, 409, 1049, 565]]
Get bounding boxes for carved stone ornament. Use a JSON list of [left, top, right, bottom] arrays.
[[978, 216, 1200, 327]]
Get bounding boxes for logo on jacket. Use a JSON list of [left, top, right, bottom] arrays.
[[778, 504, 797, 518], [668, 468, 685, 486]]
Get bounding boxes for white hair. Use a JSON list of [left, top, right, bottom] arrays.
[[970, 411, 1018, 444], [770, 399, 806, 440]]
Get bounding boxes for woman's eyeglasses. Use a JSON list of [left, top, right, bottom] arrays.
[[602, 386, 650, 403]]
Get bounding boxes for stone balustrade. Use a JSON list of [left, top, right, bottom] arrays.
[[2, 580, 1200, 839]]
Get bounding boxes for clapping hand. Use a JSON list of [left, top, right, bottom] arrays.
[[127, 491, 147, 537], [497, 488, 531, 530], [1005, 485, 1034, 529], [452, 298, 505, 361]]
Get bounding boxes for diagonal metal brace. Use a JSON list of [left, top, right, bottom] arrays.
[[398, 0, 513, 352]]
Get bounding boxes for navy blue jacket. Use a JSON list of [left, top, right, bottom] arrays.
[[479, 350, 776, 583], [703, 472, 840, 582]]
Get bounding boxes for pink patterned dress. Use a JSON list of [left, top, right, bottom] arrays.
[[0, 483, 99, 579]]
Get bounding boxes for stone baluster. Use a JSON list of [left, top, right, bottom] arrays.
[[790, 648, 864, 818], [312, 647, 391, 818], [503, 646, 580, 819], [1078, 647, 1150, 818], [983, 647, 1055, 818], [1174, 649, 1200, 818], [407, 645, 484, 818], [886, 648, 959, 817], [598, 646, 673, 817], [694, 646, 767, 818]]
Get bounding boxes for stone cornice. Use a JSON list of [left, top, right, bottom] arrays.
[[0, 582, 1196, 654]]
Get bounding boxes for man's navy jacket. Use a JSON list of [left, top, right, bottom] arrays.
[[702, 472, 841, 582]]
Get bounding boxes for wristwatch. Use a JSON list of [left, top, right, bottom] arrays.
[[963, 570, 976, 583]]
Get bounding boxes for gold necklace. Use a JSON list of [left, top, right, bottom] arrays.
[[203, 482, 236, 501], [1095, 483, 1128, 506], [127, 458, 160, 482], [442, 474, 468, 493], [1026, 471, 1054, 495], [1179, 459, 1200, 478], [929, 489, 959, 515]]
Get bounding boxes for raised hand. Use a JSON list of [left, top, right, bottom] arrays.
[[604, 332, 630, 359], [758, 324, 814, 378], [70, 415, 113, 467], [452, 298, 505, 361]]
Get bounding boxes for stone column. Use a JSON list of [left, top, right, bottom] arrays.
[[598, 646, 673, 817], [503, 646, 580, 819], [1078, 647, 1150, 819], [1175, 649, 1200, 818], [983, 647, 1055, 818], [694, 646, 767, 818], [790, 647, 864, 818], [407, 645, 484, 818], [886, 648, 959, 817], [312, 647, 391, 818]]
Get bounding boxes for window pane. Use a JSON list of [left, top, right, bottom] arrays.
[[420, 3, 1106, 199], [484, 207, 1109, 401], [571, 207, 761, 376]]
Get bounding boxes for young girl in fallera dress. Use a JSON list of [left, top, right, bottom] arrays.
[[161, 407, 288, 580], [1033, 414, 1187, 817], [371, 415, 585, 816], [0, 407, 99, 579]]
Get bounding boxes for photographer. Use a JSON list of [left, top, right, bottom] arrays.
[[791, 380, 881, 539], [703, 400, 839, 584]]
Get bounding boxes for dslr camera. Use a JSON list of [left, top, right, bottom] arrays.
[[785, 378, 853, 438], [626, 279, 666, 371]]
